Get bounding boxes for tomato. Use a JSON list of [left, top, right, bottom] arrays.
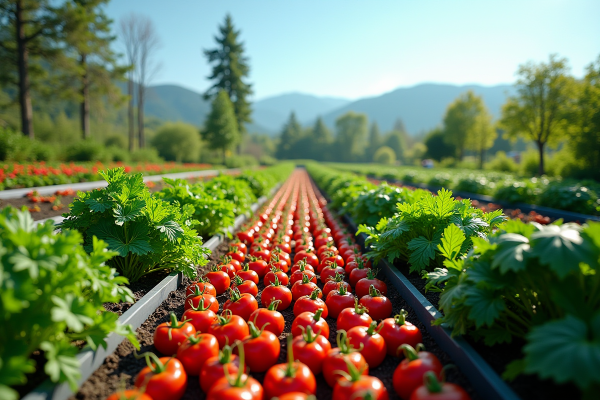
[[291, 260, 315, 274], [207, 374, 263, 400], [332, 373, 389, 400], [206, 268, 231, 295], [264, 267, 289, 286], [326, 285, 357, 319], [344, 259, 360, 275], [153, 313, 196, 355], [318, 253, 344, 273], [208, 311, 250, 349], [347, 321, 387, 368], [236, 229, 254, 245], [230, 242, 248, 256], [247, 257, 269, 277], [182, 299, 218, 332], [379, 310, 423, 356], [274, 241, 292, 254], [314, 233, 333, 249], [349, 261, 370, 288], [106, 390, 152, 400], [293, 250, 319, 268], [229, 258, 242, 272], [317, 243, 338, 258], [251, 248, 271, 262], [261, 277, 293, 310], [231, 275, 259, 297], [291, 274, 320, 301], [273, 392, 314, 400], [186, 279, 217, 297], [176, 332, 219, 375], [355, 269, 388, 298], [291, 326, 332, 375], [220, 262, 236, 279], [184, 288, 219, 313], [239, 321, 281, 372], [263, 335, 317, 398], [291, 309, 329, 338], [236, 264, 259, 284], [249, 300, 285, 336], [293, 288, 328, 318], [134, 354, 187, 400], [227, 246, 245, 263], [409, 372, 471, 400], [336, 301, 373, 332], [322, 331, 369, 387], [393, 345, 443, 400], [290, 266, 317, 286], [200, 345, 246, 393], [359, 285, 393, 321], [323, 273, 351, 297], [223, 288, 258, 321]]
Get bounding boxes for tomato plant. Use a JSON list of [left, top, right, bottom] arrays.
[[153, 313, 196, 355], [378, 310, 423, 356], [134, 353, 187, 400], [176, 332, 220, 376], [393, 344, 443, 400]]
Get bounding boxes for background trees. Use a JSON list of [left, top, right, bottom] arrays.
[[202, 89, 239, 164], [334, 111, 368, 162]]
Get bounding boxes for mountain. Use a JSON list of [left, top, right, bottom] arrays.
[[321, 83, 515, 135], [144, 84, 210, 126]]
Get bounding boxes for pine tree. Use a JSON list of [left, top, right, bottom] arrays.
[[310, 117, 333, 160], [204, 14, 252, 148], [202, 90, 239, 164], [334, 112, 368, 162], [276, 112, 302, 159]]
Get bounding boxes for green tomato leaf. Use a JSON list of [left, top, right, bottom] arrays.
[[502, 359, 526, 381], [85, 198, 112, 213], [9, 247, 39, 279], [438, 223, 465, 260], [407, 235, 440, 272], [464, 286, 506, 328], [490, 233, 530, 273], [113, 199, 146, 226]]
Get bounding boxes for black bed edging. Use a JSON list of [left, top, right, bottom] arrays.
[[342, 214, 522, 400], [22, 186, 278, 400]]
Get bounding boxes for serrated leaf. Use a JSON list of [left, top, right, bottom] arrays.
[[156, 220, 184, 242], [40, 341, 80, 388], [113, 199, 146, 226], [407, 236, 440, 271], [51, 294, 94, 332], [464, 286, 505, 327], [88, 221, 152, 257], [85, 198, 112, 213], [490, 233, 530, 273], [438, 224, 465, 260]]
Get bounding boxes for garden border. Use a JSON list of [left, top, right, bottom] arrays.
[[22, 186, 278, 400]]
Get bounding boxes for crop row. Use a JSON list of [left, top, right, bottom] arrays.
[[307, 162, 600, 399], [328, 162, 600, 216], [0, 163, 293, 400]]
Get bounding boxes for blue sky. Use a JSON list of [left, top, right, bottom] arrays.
[[105, 0, 600, 100]]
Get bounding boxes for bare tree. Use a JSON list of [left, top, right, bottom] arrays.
[[119, 13, 160, 151]]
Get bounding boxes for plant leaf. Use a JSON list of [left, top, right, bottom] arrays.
[[464, 286, 506, 327], [490, 233, 530, 273], [113, 199, 146, 226], [51, 294, 94, 332], [407, 235, 440, 272], [40, 341, 80, 388], [156, 220, 184, 242], [438, 224, 465, 260]]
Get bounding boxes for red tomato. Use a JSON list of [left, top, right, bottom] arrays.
[[206, 268, 231, 295], [186, 280, 216, 297], [317, 244, 338, 258], [239, 321, 281, 372], [355, 269, 388, 298], [323, 273, 351, 297], [318, 253, 344, 273], [326, 285, 357, 319], [261, 277, 293, 310], [409, 372, 471, 400], [264, 267, 290, 286], [106, 390, 151, 400], [293, 288, 328, 318], [274, 392, 314, 400], [322, 331, 369, 387], [314, 233, 333, 249], [134, 354, 187, 400], [220, 262, 236, 279], [293, 250, 319, 268], [230, 242, 248, 256], [349, 262, 370, 288], [236, 229, 254, 245], [291, 260, 315, 274], [393, 345, 443, 400], [251, 248, 271, 262], [207, 374, 263, 400], [182, 299, 217, 332], [249, 300, 285, 336], [290, 266, 317, 285], [227, 246, 245, 263], [291, 309, 329, 338], [153, 313, 196, 355], [223, 288, 258, 321], [378, 310, 423, 356], [263, 336, 317, 399], [274, 241, 292, 254], [359, 285, 393, 321], [208, 311, 250, 349], [200, 346, 246, 393], [347, 322, 387, 368], [229, 258, 242, 272], [236, 264, 259, 284], [320, 263, 345, 283], [176, 332, 219, 375], [336, 302, 373, 332], [291, 326, 332, 375], [185, 289, 218, 312], [248, 257, 269, 277], [291, 275, 320, 301], [332, 374, 389, 400], [231, 275, 259, 297]]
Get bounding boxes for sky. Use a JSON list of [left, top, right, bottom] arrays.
[[105, 0, 600, 101]]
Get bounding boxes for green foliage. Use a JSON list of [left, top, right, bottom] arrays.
[[202, 90, 240, 162], [538, 182, 600, 215], [334, 111, 368, 162], [203, 174, 256, 216], [373, 146, 396, 165], [384, 131, 405, 162], [0, 207, 137, 400], [225, 155, 258, 169], [276, 112, 303, 159], [60, 168, 209, 282], [105, 134, 128, 149], [130, 147, 164, 163], [152, 122, 201, 162], [365, 122, 382, 162], [64, 139, 107, 162], [424, 127, 456, 162], [485, 151, 518, 172]]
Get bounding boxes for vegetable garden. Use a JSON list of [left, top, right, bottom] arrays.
[[1, 162, 599, 400]]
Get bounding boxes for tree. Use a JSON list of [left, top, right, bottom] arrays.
[[202, 89, 239, 164], [334, 111, 368, 162], [119, 14, 138, 151], [152, 122, 201, 162], [465, 105, 496, 169], [0, 0, 60, 138], [500, 54, 575, 175], [442, 90, 483, 161], [276, 112, 302, 159], [424, 127, 456, 161], [374, 146, 396, 165], [204, 14, 252, 150], [384, 130, 405, 163], [365, 122, 382, 161], [310, 117, 333, 160]]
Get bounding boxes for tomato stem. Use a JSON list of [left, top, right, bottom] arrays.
[[309, 288, 321, 300], [399, 343, 420, 360], [423, 371, 443, 393], [313, 308, 324, 321], [283, 334, 298, 378], [188, 296, 211, 311], [218, 344, 233, 364], [368, 284, 383, 298], [394, 309, 409, 326], [134, 351, 167, 374]]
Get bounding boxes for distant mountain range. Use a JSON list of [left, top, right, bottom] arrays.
[[134, 82, 515, 136]]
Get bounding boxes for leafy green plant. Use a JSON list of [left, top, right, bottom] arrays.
[[357, 188, 505, 273], [0, 207, 138, 400], [428, 220, 600, 396], [60, 168, 209, 282], [204, 174, 256, 216], [538, 182, 599, 215]]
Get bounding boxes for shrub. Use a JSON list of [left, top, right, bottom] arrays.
[[485, 151, 518, 172], [105, 146, 131, 162], [538, 182, 600, 215], [494, 179, 543, 204], [151, 122, 201, 162], [104, 134, 128, 149], [373, 146, 396, 165], [130, 147, 164, 163], [225, 154, 259, 168], [427, 173, 453, 187], [454, 176, 495, 195], [65, 140, 106, 162]]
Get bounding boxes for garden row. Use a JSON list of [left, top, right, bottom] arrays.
[[1, 163, 293, 400], [327, 162, 600, 216], [306, 162, 600, 400]]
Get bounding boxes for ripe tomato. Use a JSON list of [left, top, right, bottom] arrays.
[[206, 268, 231, 295], [290, 266, 317, 285], [249, 300, 285, 336], [320, 264, 346, 283], [323, 273, 351, 297], [393, 345, 443, 400], [176, 332, 219, 376], [291, 260, 315, 274], [291, 274, 320, 301], [223, 288, 258, 321], [378, 310, 423, 356], [106, 390, 151, 400], [207, 374, 263, 400], [322, 331, 369, 387], [232, 275, 259, 297], [200, 345, 246, 393], [347, 322, 387, 368], [269, 254, 289, 273], [291, 309, 329, 338], [336, 302, 373, 332], [185, 288, 218, 312], [273, 392, 315, 400], [186, 280, 217, 297], [227, 247, 245, 263], [134, 354, 187, 400], [293, 250, 319, 268], [182, 299, 217, 332], [236, 264, 259, 284], [274, 241, 292, 254], [251, 248, 271, 262], [208, 311, 250, 349], [263, 335, 317, 398], [332, 373, 389, 400], [349, 261, 370, 288], [261, 277, 293, 310], [355, 269, 388, 298], [248, 257, 269, 277], [318, 253, 344, 273], [153, 313, 196, 355], [317, 243, 338, 258], [409, 371, 471, 400], [220, 262, 236, 279], [230, 241, 248, 256], [359, 285, 393, 321], [326, 285, 357, 319], [239, 321, 281, 372], [236, 229, 254, 245], [291, 326, 332, 375], [264, 267, 290, 286], [293, 288, 328, 318], [314, 233, 333, 249]]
